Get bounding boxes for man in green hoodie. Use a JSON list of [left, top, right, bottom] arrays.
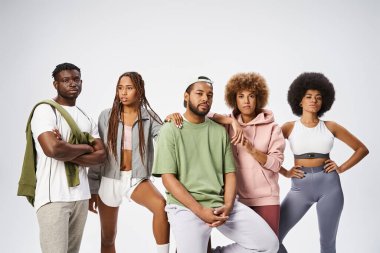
[[21, 63, 106, 253]]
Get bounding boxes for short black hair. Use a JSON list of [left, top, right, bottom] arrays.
[[183, 76, 213, 107], [288, 72, 335, 117], [52, 63, 81, 81]]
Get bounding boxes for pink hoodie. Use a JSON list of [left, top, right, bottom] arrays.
[[228, 109, 285, 206]]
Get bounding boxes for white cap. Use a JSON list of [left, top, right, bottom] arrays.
[[188, 76, 213, 86]]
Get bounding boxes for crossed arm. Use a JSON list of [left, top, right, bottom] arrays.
[[37, 131, 106, 166]]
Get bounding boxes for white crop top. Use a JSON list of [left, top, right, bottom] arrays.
[[123, 125, 132, 150], [288, 120, 334, 155]]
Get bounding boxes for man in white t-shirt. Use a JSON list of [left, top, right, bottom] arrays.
[[30, 63, 106, 253]]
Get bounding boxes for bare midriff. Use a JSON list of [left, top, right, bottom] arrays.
[[121, 149, 132, 171], [295, 158, 328, 167]]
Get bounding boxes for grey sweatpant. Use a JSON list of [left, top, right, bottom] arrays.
[[166, 201, 279, 253], [37, 200, 88, 253], [279, 166, 344, 253]]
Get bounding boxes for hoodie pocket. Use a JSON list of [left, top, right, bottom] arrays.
[[237, 167, 277, 199], [261, 169, 279, 197]]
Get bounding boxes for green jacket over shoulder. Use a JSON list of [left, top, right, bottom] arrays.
[[17, 99, 95, 206]]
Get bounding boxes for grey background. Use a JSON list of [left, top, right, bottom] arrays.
[[0, 0, 378, 252]]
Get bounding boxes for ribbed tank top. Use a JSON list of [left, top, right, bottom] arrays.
[[288, 120, 334, 155], [123, 125, 132, 150]]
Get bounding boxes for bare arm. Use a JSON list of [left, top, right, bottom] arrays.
[[281, 121, 294, 139], [325, 121, 369, 173], [89, 194, 99, 214], [162, 174, 203, 213], [279, 121, 303, 178], [222, 172, 236, 213], [279, 166, 288, 177], [210, 113, 244, 145], [279, 166, 305, 178], [38, 131, 93, 161], [241, 138, 268, 165], [241, 125, 285, 172], [251, 148, 268, 165], [162, 174, 227, 225], [210, 113, 233, 125], [210, 172, 236, 227], [71, 138, 106, 166]]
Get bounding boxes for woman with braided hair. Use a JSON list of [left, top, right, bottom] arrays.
[[88, 72, 170, 253]]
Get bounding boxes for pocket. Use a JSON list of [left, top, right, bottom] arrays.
[[98, 177, 123, 207], [165, 204, 189, 225], [262, 169, 280, 197], [237, 168, 272, 199]]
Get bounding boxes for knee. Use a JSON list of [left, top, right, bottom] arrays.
[[268, 239, 279, 253], [320, 237, 336, 252], [255, 235, 279, 253], [244, 236, 279, 253], [151, 197, 167, 216], [278, 228, 286, 243], [278, 243, 287, 253], [261, 237, 279, 253], [101, 229, 117, 247]]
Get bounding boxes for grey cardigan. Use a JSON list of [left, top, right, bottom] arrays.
[[88, 107, 161, 194]]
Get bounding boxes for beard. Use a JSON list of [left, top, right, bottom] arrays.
[[188, 100, 210, 116]]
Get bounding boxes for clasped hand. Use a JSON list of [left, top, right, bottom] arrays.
[[197, 205, 231, 227]]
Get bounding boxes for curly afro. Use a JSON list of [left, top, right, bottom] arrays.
[[225, 72, 269, 115], [288, 72, 335, 117]]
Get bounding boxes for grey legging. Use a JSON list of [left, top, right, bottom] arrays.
[[278, 165, 344, 253]]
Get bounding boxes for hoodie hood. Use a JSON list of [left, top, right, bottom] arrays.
[[233, 109, 274, 126]]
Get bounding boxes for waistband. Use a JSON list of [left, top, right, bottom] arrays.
[[120, 170, 147, 187], [294, 153, 330, 159], [299, 165, 324, 173], [120, 170, 132, 175]]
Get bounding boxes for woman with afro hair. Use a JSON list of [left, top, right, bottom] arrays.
[[213, 72, 286, 236], [278, 72, 369, 253]]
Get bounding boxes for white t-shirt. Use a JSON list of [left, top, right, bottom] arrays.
[[31, 103, 100, 211]]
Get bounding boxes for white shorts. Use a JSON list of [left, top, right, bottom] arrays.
[[98, 170, 145, 207]]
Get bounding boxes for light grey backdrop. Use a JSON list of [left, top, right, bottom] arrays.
[[0, 0, 378, 252]]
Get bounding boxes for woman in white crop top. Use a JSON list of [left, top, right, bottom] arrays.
[[278, 72, 369, 253]]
